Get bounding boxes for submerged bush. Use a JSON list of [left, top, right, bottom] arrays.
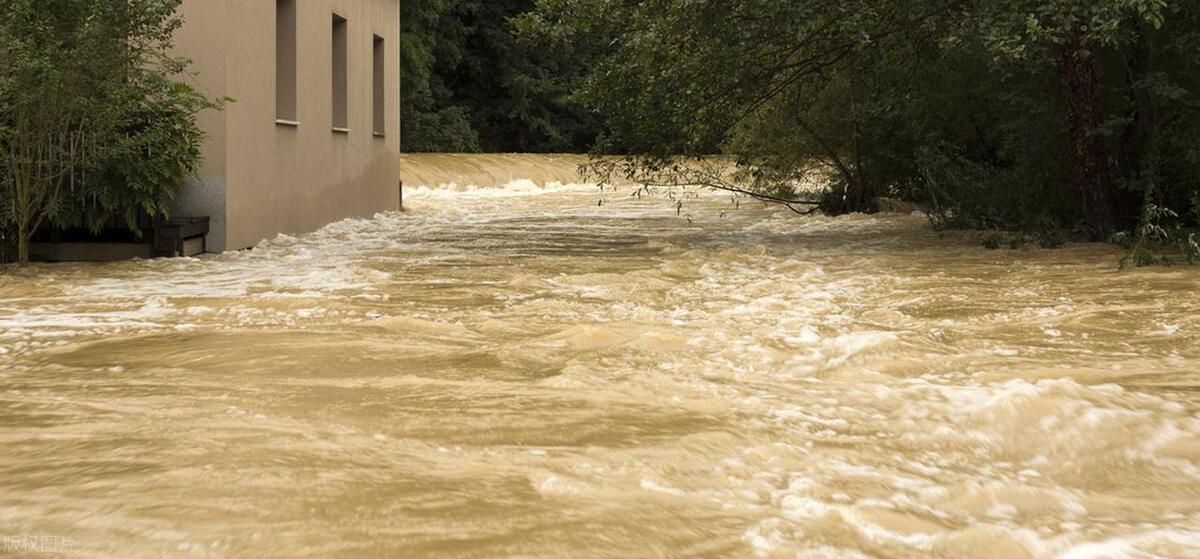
[[917, 146, 1072, 235], [1113, 202, 1200, 268]]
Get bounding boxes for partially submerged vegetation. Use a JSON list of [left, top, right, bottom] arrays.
[[513, 0, 1200, 265], [0, 0, 216, 266], [401, 0, 1200, 266]]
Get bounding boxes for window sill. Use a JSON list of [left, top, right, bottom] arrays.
[[332, 127, 350, 134], [275, 119, 300, 127], [372, 132, 386, 138]]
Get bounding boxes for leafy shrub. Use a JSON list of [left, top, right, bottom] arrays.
[[916, 146, 1072, 235], [0, 0, 217, 263], [1114, 202, 1200, 268], [54, 81, 212, 236]]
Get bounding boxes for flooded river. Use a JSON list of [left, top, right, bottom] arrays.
[[1, 154, 1199, 557]]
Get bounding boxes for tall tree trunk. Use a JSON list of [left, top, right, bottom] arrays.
[[1061, 28, 1116, 240], [17, 222, 29, 266]]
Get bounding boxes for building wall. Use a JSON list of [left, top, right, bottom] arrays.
[[174, 0, 401, 252], [173, 1, 231, 251]]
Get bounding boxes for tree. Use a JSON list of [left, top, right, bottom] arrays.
[[965, 0, 1171, 238], [0, 0, 213, 265], [400, 0, 480, 152], [400, 0, 604, 153], [525, 0, 971, 212], [529, 0, 1199, 253]]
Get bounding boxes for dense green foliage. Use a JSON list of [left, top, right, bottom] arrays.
[[0, 0, 215, 265], [400, 0, 602, 153], [401, 0, 479, 152], [521, 0, 1200, 261]]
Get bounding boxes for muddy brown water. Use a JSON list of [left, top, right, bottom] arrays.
[[1, 155, 1198, 557]]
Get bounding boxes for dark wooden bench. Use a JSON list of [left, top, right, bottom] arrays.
[[153, 217, 210, 257]]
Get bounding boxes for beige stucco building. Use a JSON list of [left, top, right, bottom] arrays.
[[172, 0, 401, 252]]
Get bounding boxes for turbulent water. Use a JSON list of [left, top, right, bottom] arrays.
[[1, 155, 1199, 558]]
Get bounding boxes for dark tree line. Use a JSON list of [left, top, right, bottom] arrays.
[[400, 0, 602, 153], [507, 0, 1200, 263]]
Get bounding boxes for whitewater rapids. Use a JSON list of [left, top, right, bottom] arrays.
[[0, 154, 1198, 557]]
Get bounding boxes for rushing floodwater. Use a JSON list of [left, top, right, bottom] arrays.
[[2, 155, 1199, 558]]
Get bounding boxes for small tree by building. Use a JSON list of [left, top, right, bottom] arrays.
[[0, 0, 215, 266]]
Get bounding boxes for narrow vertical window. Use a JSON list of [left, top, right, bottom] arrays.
[[275, 0, 297, 124], [372, 35, 386, 136], [331, 14, 348, 132]]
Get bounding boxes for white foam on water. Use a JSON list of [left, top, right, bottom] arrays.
[[2, 168, 1198, 557], [407, 179, 593, 200]]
